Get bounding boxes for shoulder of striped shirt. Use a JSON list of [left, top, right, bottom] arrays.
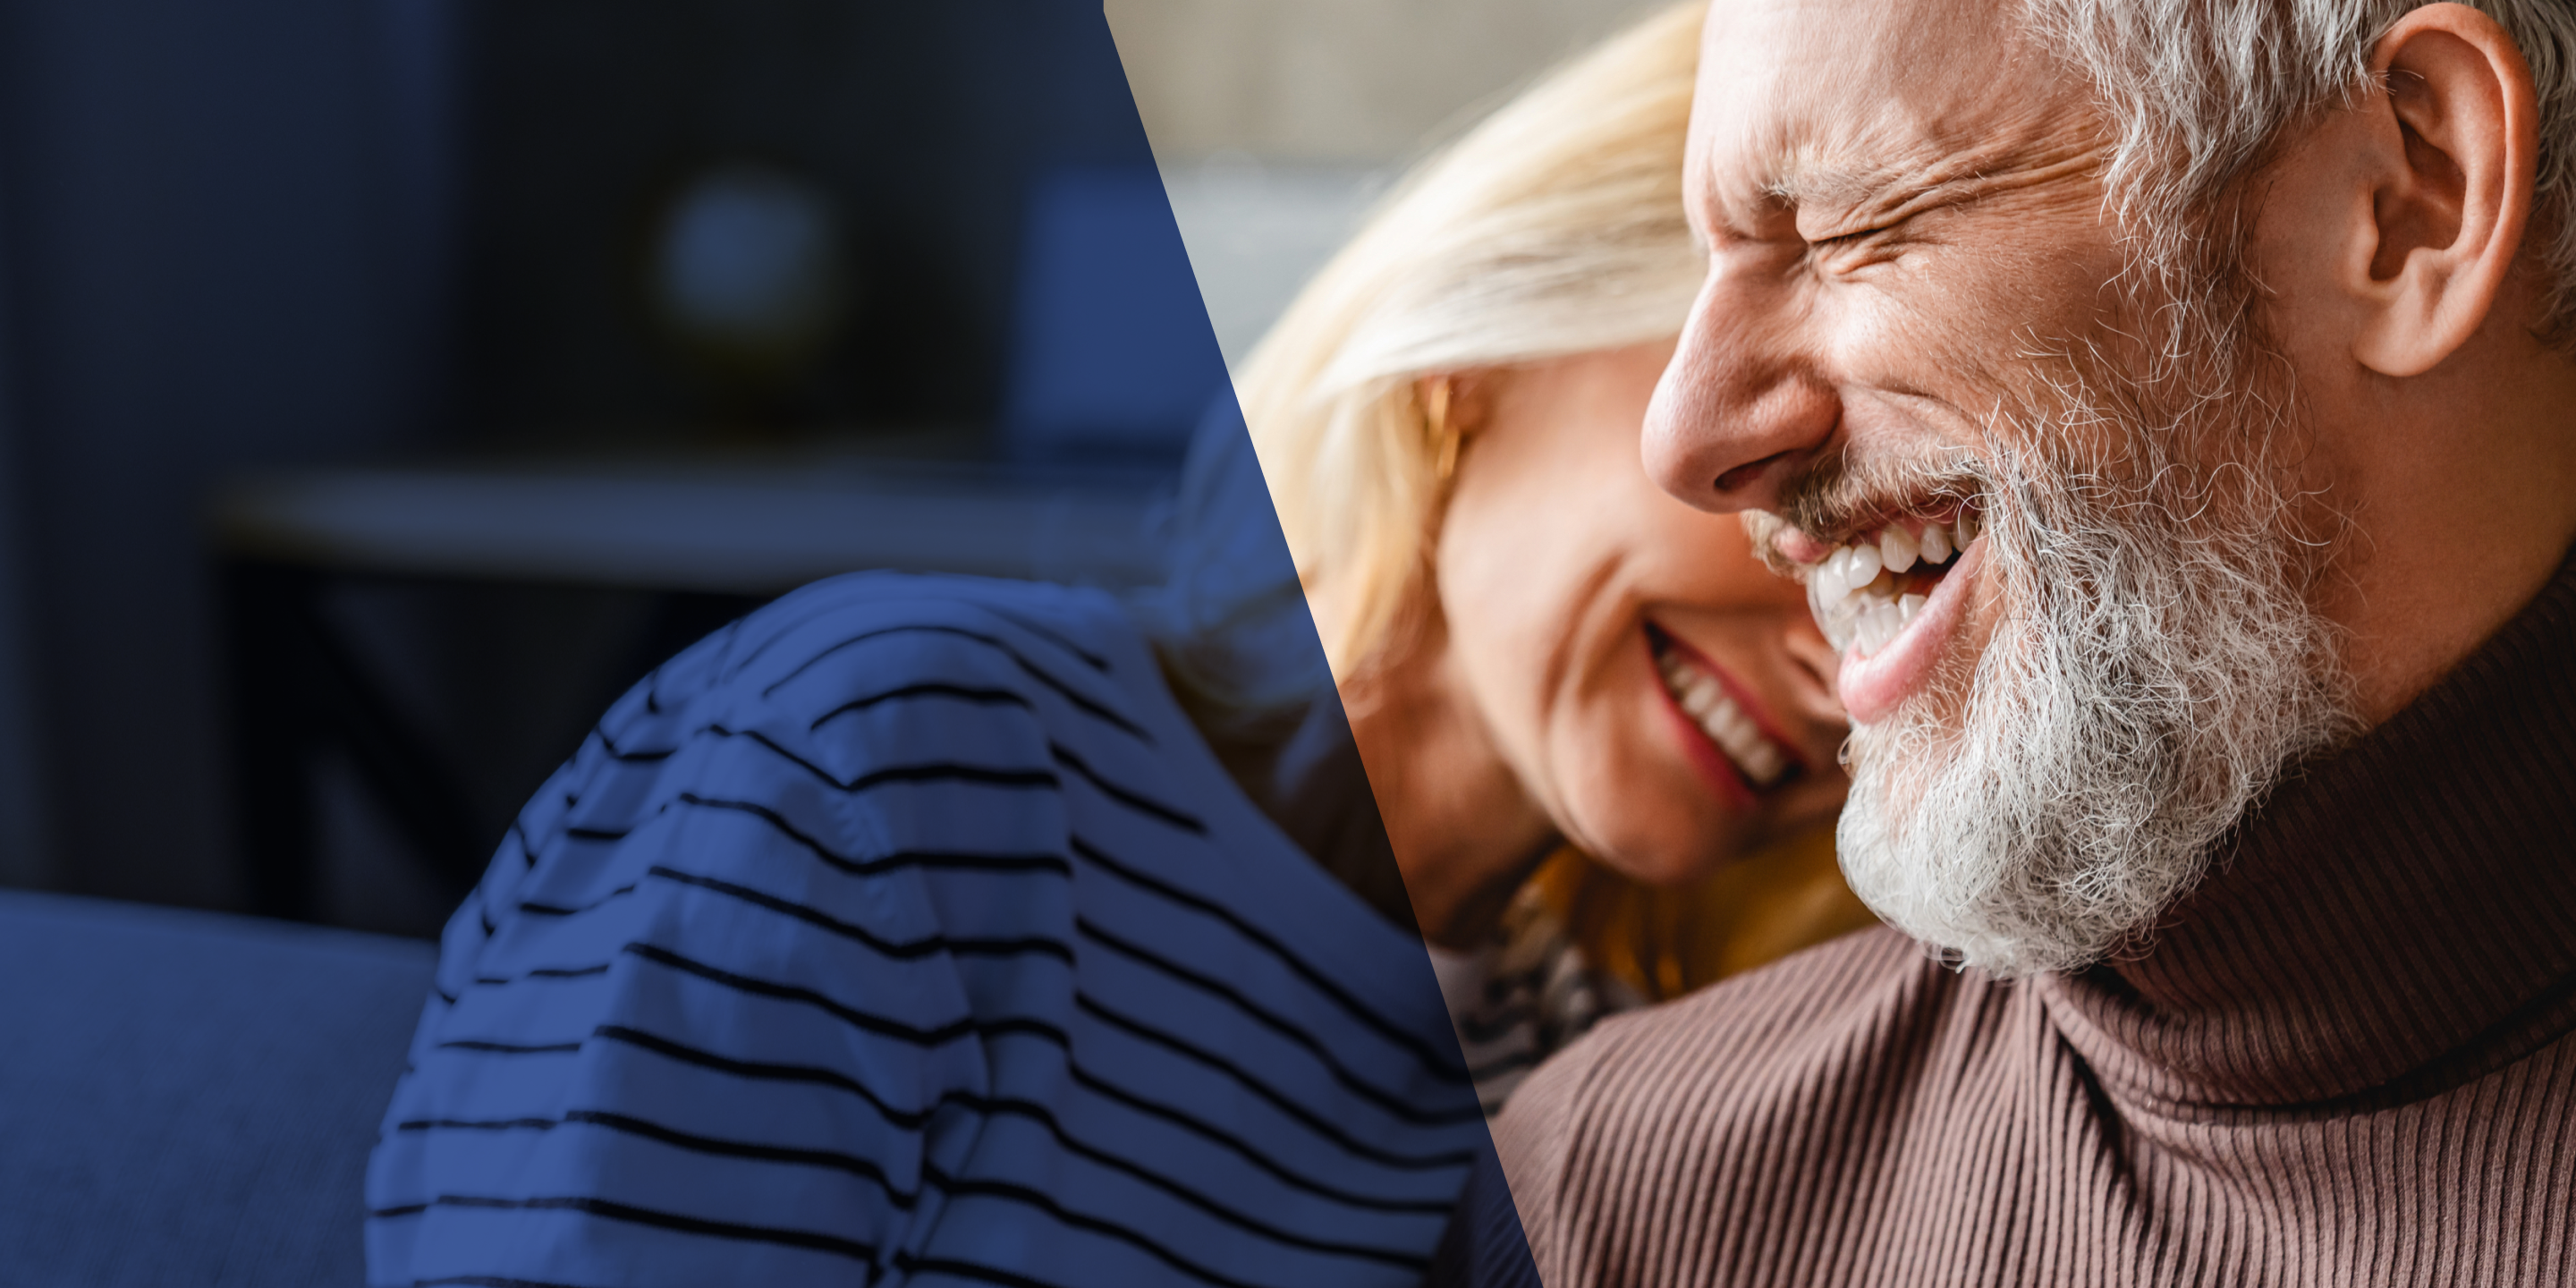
[[376, 573, 1495, 1288]]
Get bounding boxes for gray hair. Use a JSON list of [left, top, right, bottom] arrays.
[[2029, 0, 2576, 335]]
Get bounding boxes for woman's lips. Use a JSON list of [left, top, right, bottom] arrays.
[[1836, 535, 1985, 724], [1647, 627, 1807, 800], [1653, 682, 1760, 810]]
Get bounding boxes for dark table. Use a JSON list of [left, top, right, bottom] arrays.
[[211, 450, 1174, 921]]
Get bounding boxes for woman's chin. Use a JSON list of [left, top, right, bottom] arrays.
[[1563, 795, 1766, 888]]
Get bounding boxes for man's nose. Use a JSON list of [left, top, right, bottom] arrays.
[[1642, 272, 1839, 515]]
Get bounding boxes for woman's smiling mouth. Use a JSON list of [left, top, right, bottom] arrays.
[[1647, 625, 1801, 790]]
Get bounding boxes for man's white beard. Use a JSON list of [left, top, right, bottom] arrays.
[[1832, 352, 2359, 979]]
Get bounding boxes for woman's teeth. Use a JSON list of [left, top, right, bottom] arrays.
[[1809, 511, 1979, 657], [1653, 647, 1793, 788]]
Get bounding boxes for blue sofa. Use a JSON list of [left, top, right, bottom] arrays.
[[0, 891, 433, 1286]]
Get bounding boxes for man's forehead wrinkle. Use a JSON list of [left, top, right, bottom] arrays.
[[1690, 0, 2081, 242], [1751, 88, 2106, 231]]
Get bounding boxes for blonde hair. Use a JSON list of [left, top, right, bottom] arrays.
[[1238, 0, 1709, 677], [1171, 1, 1875, 990]]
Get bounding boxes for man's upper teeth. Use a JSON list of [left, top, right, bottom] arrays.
[[1655, 649, 1792, 787], [1881, 525, 1918, 572], [1808, 513, 1978, 656]]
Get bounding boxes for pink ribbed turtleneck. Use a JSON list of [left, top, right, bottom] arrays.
[[1493, 545, 2576, 1285]]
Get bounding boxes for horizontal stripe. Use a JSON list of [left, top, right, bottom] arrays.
[[974, 606, 1115, 672], [623, 941, 1063, 1048], [377, 580, 1470, 1288], [733, 606, 1106, 690], [568, 721, 1222, 857], [507, 821, 544, 868], [1056, 1061, 1454, 1215], [714, 724, 1059, 795], [1049, 743, 1204, 835], [1072, 836, 1468, 1086], [809, 682, 1034, 731], [400, 1109, 913, 1205], [886, 1255, 1068, 1288], [684, 720, 1201, 840], [591, 1024, 957, 1131], [591, 724, 673, 764], [648, 865, 1075, 962], [438, 1038, 583, 1055], [591, 1022, 1449, 1214], [757, 624, 1139, 740], [394, 1195, 874, 1262], [1077, 992, 1474, 1171], [396, 1104, 1425, 1267], [926, 1169, 1409, 1285], [518, 883, 639, 918], [1078, 915, 1478, 1128], [470, 962, 611, 987], [673, 794, 1072, 880]]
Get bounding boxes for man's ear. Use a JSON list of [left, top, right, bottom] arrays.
[[2351, 3, 2539, 377]]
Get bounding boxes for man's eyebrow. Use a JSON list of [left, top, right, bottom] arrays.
[[1762, 140, 2102, 227], [1760, 157, 1970, 218], [1759, 160, 1888, 210]]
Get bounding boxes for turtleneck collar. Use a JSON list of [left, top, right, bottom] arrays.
[[2042, 541, 2576, 1111]]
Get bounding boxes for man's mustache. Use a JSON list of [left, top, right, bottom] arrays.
[[1744, 445, 1989, 572]]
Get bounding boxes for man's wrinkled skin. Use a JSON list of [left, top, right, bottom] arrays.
[[1634, 0, 2576, 973], [1649, 0, 2576, 732]]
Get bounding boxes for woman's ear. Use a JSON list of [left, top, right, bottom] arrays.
[[2351, 3, 2539, 377], [1425, 370, 1501, 436]]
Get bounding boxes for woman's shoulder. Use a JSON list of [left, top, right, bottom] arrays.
[[573, 571, 1173, 792], [437, 573, 1165, 973], [654, 571, 1149, 716]]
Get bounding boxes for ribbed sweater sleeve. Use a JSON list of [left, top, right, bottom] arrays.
[[1488, 1013, 1585, 1269]]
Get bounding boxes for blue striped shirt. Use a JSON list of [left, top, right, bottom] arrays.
[[365, 572, 1483, 1287]]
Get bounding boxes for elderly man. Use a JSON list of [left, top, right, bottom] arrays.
[[1487, 0, 2576, 1282]]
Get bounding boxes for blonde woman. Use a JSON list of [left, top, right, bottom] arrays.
[[1194, 0, 1875, 1108], [368, 5, 1862, 1285]]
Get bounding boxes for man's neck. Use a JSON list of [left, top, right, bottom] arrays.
[[2048, 537, 2576, 1107], [2307, 304, 2576, 724]]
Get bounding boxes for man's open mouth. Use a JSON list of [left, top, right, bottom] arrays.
[[1648, 627, 1799, 790], [1809, 507, 1980, 657]]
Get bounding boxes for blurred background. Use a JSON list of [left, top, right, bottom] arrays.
[[0, 0, 1657, 938]]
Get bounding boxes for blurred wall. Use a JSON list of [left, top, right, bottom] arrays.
[[0, 0, 459, 906], [1108, 0, 1677, 373], [1105, 0, 1666, 164], [458, 0, 1154, 443], [0, 191, 52, 887], [0, 0, 1637, 913], [0, 0, 1183, 917]]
